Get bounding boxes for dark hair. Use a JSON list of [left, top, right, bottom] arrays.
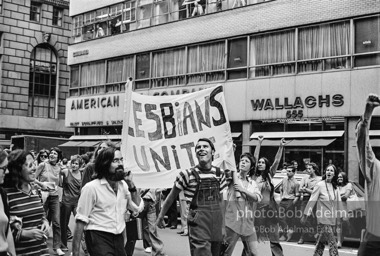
[[197, 138, 215, 152], [36, 149, 49, 164], [93, 140, 116, 160], [256, 157, 275, 198], [338, 171, 349, 186], [307, 162, 320, 176], [81, 154, 90, 165], [4, 149, 28, 189], [0, 147, 8, 165], [322, 164, 339, 189], [239, 152, 255, 176], [50, 147, 63, 162], [287, 165, 296, 172], [95, 147, 116, 179]]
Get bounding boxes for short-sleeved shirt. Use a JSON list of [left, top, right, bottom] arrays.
[[338, 183, 353, 197], [281, 176, 300, 200], [36, 162, 61, 196], [175, 165, 227, 203], [76, 178, 131, 235]]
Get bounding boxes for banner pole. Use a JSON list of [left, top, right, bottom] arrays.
[[121, 78, 133, 167]]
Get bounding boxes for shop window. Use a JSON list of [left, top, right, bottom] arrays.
[[53, 7, 63, 26], [152, 48, 185, 87], [28, 45, 57, 118], [109, 3, 123, 35], [354, 16, 380, 67], [187, 41, 225, 84], [135, 53, 150, 89], [250, 30, 295, 77], [227, 37, 247, 80], [30, 2, 41, 22], [298, 21, 350, 72]]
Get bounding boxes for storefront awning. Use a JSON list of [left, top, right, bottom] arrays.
[[250, 130, 344, 139], [370, 130, 380, 136], [78, 141, 101, 147], [59, 141, 83, 147], [245, 138, 336, 147], [69, 135, 122, 141], [371, 139, 380, 147], [231, 132, 242, 138]]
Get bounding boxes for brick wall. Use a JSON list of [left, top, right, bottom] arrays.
[[0, 0, 71, 121], [68, 0, 380, 65]]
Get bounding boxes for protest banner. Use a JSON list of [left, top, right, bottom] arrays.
[[121, 84, 236, 188]]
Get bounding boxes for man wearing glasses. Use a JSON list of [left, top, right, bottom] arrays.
[[71, 148, 144, 256]]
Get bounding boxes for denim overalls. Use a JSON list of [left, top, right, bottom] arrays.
[[187, 166, 223, 256]]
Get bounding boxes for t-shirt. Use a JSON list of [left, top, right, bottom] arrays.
[[175, 165, 227, 203]]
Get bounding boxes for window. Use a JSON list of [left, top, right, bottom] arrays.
[[82, 11, 96, 40], [152, 48, 186, 87], [109, 4, 123, 35], [354, 16, 380, 67], [135, 53, 150, 89], [29, 45, 57, 118], [70, 66, 79, 88], [95, 8, 109, 37], [187, 41, 225, 83], [73, 15, 83, 42], [53, 7, 63, 26], [136, 0, 153, 29], [250, 30, 295, 77], [227, 37, 247, 79], [123, 1, 136, 31], [30, 2, 41, 22], [0, 0, 3, 13], [298, 21, 350, 72], [107, 56, 134, 92]]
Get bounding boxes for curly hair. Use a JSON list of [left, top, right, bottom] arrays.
[[95, 147, 116, 179], [70, 155, 83, 167], [4, 149, 28, 189]]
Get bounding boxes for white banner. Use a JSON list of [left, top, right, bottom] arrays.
[[122, 85, 236, 188]]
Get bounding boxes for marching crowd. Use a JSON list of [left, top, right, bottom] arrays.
[[0, 93, 379, 256]]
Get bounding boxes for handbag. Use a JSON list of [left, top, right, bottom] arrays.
[[125, 217, 143, 240], [346, 190, 363, 212]]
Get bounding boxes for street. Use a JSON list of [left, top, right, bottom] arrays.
[[54, 216, 359, 256]]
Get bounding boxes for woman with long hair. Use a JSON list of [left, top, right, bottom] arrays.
[[336, 171, 353, 248], [0, 148, 16, 256], [35, 149, 49, 165], [223, 152, 262, 256], [244, 137, 286, 256], [301, 164, 344, 256], [34, 147, 66, 255], [4, 150, 49, 256]]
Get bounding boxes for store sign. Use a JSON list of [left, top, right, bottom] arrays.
[[73, 50, 89, 57], [250, 94, 344, 119], [65, 94, 124, 127]]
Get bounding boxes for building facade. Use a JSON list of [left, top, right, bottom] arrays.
[[67, 0, 380, 183], [0, 0, 73, 147]]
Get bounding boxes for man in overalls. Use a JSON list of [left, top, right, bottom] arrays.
[[156, 138, 228, 256]]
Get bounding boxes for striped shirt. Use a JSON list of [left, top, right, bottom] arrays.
[[6, 187, 49, 256], [175, 165, 228, 203]]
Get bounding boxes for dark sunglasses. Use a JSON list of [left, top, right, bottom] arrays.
[[40, 155, 48, 158]]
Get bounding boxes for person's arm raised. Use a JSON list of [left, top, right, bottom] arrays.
[[270, 138, 286, 177]]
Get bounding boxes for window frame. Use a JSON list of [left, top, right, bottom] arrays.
[[30, 2, 41, 22]]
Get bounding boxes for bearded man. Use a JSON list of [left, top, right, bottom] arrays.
[[72, 148, 143, 256]]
